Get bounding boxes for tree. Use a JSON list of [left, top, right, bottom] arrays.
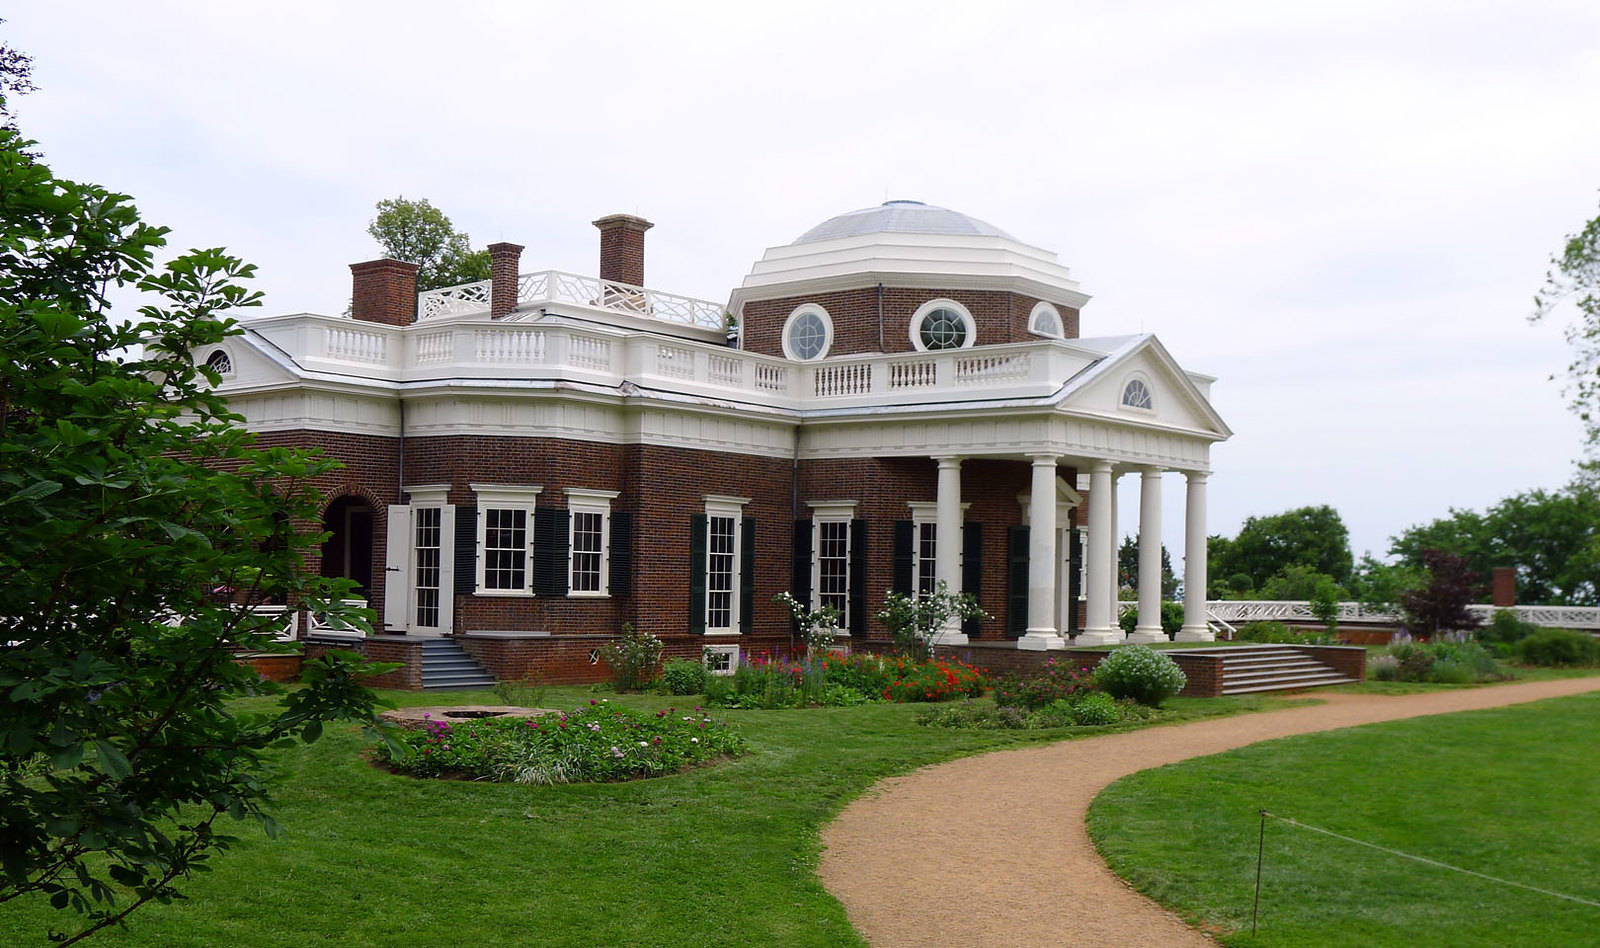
[[1348, 554, 1425, 612], [367, 196, 490, 291], [876, 583, 987, 659], [0, 119, 390, 942], [1389, 483, 1600, 605], [1117, 535, 1178, 598], [1531, 198, 1600, 450], [1400, 550, 1483, 639], [1209, 505, 1354, 592]]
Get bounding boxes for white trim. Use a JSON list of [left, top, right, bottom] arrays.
[[703, 495, 747, 634], [1119, 372, 1155, 413], [909, 298, 977, 352], [781, 303, 833, 361], [203, 346, 236, 377], [471, 484, 543, 596], [806, 500, 858, 517], [906, 501, 968, 596], [1027, 301, 1064, 339], [403, 485, 450, 505], [704, 495, 752, 511], [565, 488, 617, 597], [703, 643, 740, 674], [809, 505, 856, 632]]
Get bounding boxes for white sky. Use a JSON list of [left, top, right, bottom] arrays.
[[9, 1, 1599, 569]]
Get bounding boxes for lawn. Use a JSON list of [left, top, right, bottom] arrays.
[[1087, 691, 1600, 946], [1, 686, 1295, 947]]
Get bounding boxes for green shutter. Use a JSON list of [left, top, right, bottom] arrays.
[[689, 514, 707, 634], [533, 508, 569, 596], [739, 516, 756, 632], [609, 511, 633, 598], [1007, 525, 1030, 637], [454, 506, 478, 595], [849, 518, 868, 635], [962, 522, 983, 637], [792, 519, 813, 606], [1066, 527, 1082, 637], [892, 520, 914, 595]]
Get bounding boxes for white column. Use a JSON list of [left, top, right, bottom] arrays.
[[1078, 460, 1120, 645], [1020, 456, 1067, 650], [1107, 470, 1120, 612], [933, 455, 967, 645], [1128, 467, 1167, 643], [1176, 471, 1214, 642]]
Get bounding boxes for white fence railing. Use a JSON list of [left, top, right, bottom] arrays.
[[246, 605, 299, 643], [304, 599, 370, 640], [415, 270, 726, 330], [1206, 600, 1600, 631]]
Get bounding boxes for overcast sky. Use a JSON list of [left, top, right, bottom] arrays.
[[9, 1, 1599, 570]]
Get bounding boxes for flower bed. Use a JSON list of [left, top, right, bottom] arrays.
[[702, 652, 987, 709], [377, 701, 744, 784]]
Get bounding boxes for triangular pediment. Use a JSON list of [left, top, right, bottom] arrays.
[[203, 332, 303, 392], [1057, 335, 1230, 439]]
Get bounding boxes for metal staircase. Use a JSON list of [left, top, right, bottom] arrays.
[[1211, 645, 1357, 695], [420, 638, 496, 690]]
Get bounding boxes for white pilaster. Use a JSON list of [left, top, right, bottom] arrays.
[[1020, 456, 1067, 650], [933, 455, 968, 645], [1176, 471, 1215, 641], [1128, 467, 1168, 643], [1078, 460, 1120, 645]]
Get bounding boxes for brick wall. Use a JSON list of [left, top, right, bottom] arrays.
[[742, 286, 1080, 359], [237, 652, 303, 683], [305, 637, 424, 690], [350, 259, 418, 326]]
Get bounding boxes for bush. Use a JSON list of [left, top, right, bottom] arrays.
[[601, 623, 663, 692], [1116, 601, 1184, 637], [881, 657, 986, 703], [993, 658, 1097, 710], [1093, 646, 1187, 706], [1234, 620, 1334, 645], [378, 702, 744, 783], [660, 659, 707, 696], [1514, 628, 1600, 667], [1479, 610, 1541, 649], [1071, 691, 1119, 725], [1376, 637, 1509, 683]]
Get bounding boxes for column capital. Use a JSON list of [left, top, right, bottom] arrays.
[[1090, 459, 1114, 475], [1028, 453, 1060, 466], [1139, 464, 1165, 476], [1184, 470, 1210, 484], [932, 455, 964, 467]]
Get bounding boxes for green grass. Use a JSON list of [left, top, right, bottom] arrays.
[[1, 687, 1298, 947], [1088, 691, 1600, 946]]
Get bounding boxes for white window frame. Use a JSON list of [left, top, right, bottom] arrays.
[[1119, 373, 1155, 413], [808, 500, 856, 635], [703, 643, 739, 676], [566, 488, 618, 598], [203, 347, 235, 377], [1028, 301, 1065, 339], [471, 484, 542, 597], [906, 501, 968, 597], [781, 303, 834, 361], [909, 298, 977, 352], [703, 495, 749, 635]]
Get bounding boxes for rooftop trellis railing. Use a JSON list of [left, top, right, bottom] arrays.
[[416, 270, 726, 330]]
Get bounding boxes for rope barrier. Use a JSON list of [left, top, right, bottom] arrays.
[[1262, 811, 1600, 909]]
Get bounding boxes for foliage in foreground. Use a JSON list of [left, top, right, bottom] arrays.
[[0, 122, 388, 942], [918, 692, 1149, 729], [1368, 635, 1509, 684], [1512, 628, 1600, 667], [1094, 645, 1187, 706], [1090, 693, 1600, 947], [377, 701, 744, 784], [1233, 620, 1335, 646], [703, 652, 985, 709]]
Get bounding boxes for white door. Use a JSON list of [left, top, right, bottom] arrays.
[[384, 503, 455, 636]]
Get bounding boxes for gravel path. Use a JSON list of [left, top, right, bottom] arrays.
[[818, 677, 1600, 947]]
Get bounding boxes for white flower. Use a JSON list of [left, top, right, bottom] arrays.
[[691, 737, 699, 743]]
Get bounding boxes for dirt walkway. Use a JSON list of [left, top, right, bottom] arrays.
[[818, 676, 1600, 947]]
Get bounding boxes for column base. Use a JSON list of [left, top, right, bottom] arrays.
[[1073, 629, 1125, 646], [1125, 629, 1169, 644], [1018, 630, 1068, 651], [1174, 626, 1215, 642]]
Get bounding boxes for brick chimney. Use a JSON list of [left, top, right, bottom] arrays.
[[488, 241, 524, 317], [350, 259, 418, 326], [1491, 567, 1516, 607], [593, 214, 653, 287]]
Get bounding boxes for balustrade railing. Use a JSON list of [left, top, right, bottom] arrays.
[[418, 270, 725, 330], [1206, 600, 1600, 631], [304, 599, 370, 640]]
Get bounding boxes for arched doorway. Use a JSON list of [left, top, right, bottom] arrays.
[[321, 496, 374, 598]]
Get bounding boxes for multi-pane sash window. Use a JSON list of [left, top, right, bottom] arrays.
[[483, 508, 527, 591], [817, 519, 850, 623], [915, 521, 937, 596], [570, 510, 605, 592], [414, 507, 442, 627], [706, 515, 736, 629]]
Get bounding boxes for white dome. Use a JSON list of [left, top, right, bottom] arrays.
[[794, 200, 1013, 244]]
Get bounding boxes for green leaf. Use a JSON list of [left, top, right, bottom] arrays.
[[2, 479, 62, 505], [94, 741, 132, 779], [300, 720, 323, 744]]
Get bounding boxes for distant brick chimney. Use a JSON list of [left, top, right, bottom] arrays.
[[593, 214, 652, 287], [350, 259, 418, 326], [1492, 567, 1516, 607], [488, 241, 524, 317]]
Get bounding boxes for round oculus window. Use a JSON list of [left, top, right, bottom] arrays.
[[918, 308, 968, 350], [787, 310, 829, 360]]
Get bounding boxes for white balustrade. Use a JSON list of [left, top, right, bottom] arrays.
[[814, 362, 873, 397], [304, 599, 369, 640], [656, 344, 696, 379], [418, 269, 725, 331], [1205, 600, 1600, 631], [569, 334, 612, 371], [417, 280, 492, 319], [956, 351, 1030, 385], [474, 329, 546, 364], [889, 359, 938, 389], [707, 354, 741, 386], [324, 327, 387, 363], [416, 331, 453, 364], [247, 605, 298, 642], [754, 363, 790, 393]]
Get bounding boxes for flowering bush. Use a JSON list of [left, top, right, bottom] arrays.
[[601, 623, 663, 692], [701, 651, 986, 708], [1092, 645, 1187, 706], [881, 657, 985, 703], [1376, 637, 1509, 682], [916, 691, 1137, 729], [876, 583, 988, 658], [774, 591, 842, 653], [377, 702, 744, 784], [993, 658, 1097, 710]]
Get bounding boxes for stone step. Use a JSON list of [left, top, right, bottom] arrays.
[[1222, 675, 1357, 695]]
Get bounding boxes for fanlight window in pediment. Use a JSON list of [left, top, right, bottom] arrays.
[[205, 349, 234, 375], [1121, 378, 1153, 410]]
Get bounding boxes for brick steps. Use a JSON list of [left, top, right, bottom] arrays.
[[1167, 645, 1358, 696], [420, 639, 496, 690]]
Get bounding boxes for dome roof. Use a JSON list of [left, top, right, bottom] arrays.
[[793, 200, 1014, 244]]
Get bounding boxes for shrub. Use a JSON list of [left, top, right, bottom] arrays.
[[601, 623, 663, 692], [1514, 628, 1600, 667], [378, 702, 744, 783], [993, 658, 1097, 710], [1071, 691, 1119, 726], [492, 677, 546, 708], [876, 583, 988, 659], [1377, 638, 1509, 683], [1479, 610, 1541, 649], [1093, 645, 1187, 706], [1235, 621, 1334, 645], [882, 657, 986, 703], [1116, 601, 1185, 636], [660, 659, 707, 696], [1368, 654, 1400, 681]]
